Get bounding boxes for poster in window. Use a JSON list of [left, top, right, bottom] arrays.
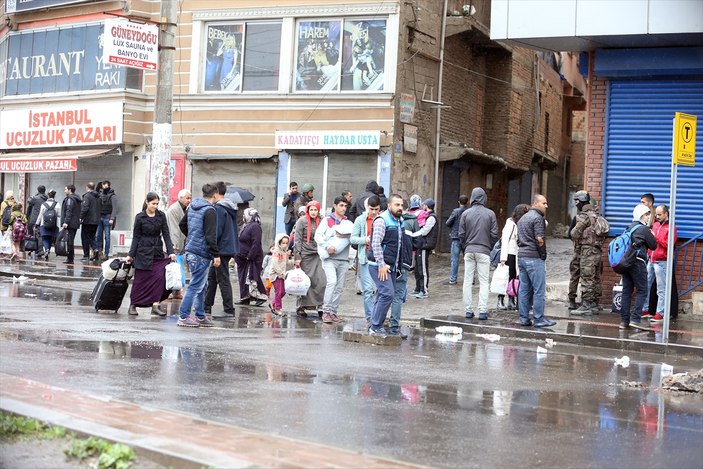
[[342, 20, 386, 91], [204, 24, 244, 92], [295, 20, 341, 92]]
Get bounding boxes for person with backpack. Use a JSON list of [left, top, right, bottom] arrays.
[[94, 180, 117, 260], [569, 191, 609, 316], [1, 191, 15, 232], [615, 203, 657, 330], [9, 203, 27, 261], [37, 189, 61, 261], [25, 185, 48, 241], [61, 185, 82, 264], [80, 182, 101, 262], [445, 195, 468, 285]]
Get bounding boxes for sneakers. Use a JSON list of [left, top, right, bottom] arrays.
[[629, 321, 651, 331], [409, 290, 421, 296], [388, 329, 408, 340], [322, 312, 334, 323], [650, 313, 664, 323], [197, 316, 214, 327], [446, 280, 457, 285], [465, 311, 475, 319], [567, 299, 578, 310], [368, 327, 388, 337], [415, 292, 428, 299], [478, 312, 489, 320], [619, 321, 629, 330], [641, 310, 651, 318], [533, 319, 557, 328], [177, 316, 199, 327]]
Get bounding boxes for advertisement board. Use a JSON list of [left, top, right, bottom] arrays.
[[5, 0, 91, 13], [0, 102, 124, 149], [103, 18, 159, 71]]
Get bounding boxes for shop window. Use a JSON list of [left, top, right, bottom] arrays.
[[294, 18, 387, 93], [203, 21, 281, 93]]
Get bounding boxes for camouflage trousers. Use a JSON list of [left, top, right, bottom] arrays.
[[578, 245, 602, 303], [568, 250, 581, 301]]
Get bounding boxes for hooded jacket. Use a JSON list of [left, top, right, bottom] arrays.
[[650, 219, 677, 262], [215, 198, 240, 256], [184, 197, 219, 260], [626, 221, 657, 263], [99, 188, 117, 222], [349, 180, 380, 222], [458, 188, 498, 255], [269, 233, 292, 280], [26, 192, 48, 227], [61, 193, 82, 230], [80, 190, 101, 225]]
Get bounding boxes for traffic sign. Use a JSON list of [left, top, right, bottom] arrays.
[[103, 18, 159, 71], [673, 112, 696, 166]]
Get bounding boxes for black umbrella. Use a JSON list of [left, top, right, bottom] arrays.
[[225, 187, 255, 204]]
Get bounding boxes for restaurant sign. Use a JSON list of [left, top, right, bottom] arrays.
[[5, 0, 92, 13]]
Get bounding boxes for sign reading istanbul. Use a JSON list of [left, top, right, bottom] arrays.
[[5, 0, 91, 13], [275, 131, 381, 150], [103, 18, 159, 71], [0, 102, 123, 149]]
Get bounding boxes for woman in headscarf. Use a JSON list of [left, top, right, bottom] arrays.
[[235, 207, 267, 306], [293, 200, 326, 317], [125, 192, 175, 316]]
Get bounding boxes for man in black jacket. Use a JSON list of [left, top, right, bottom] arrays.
[[80, 182, 101, 261], [95, 180, 117, 260], [409, 199, 438, 299], [25, 185, 48, 257], [61, 185, 82, 264]]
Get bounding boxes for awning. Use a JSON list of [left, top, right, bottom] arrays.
[[0, 147, 118, 173]]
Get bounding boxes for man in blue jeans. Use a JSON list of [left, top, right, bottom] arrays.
[[516, 194, 556, 328], [177, 183, 221, 328], [445, 194, 468, 284], [94, 180, 117, 260], [368, 194, 404, 336]]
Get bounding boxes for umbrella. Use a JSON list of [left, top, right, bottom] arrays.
[[225, 186, 255, 204]]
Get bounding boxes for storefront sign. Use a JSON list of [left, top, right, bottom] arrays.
[[399, 93, 416, 123], [1, 24, 141, 97], [0, 102, 123, 149], [275, 130, 381, 150], [0, 157, 76, 173], [5, 0, 90, 13], [103, 18, 159, 71], [403, 124, 417, 153]]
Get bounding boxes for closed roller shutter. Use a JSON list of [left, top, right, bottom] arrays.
[[604, 79, 703, 238], [191, 159, 277, 246]]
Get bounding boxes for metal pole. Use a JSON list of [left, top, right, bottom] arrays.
[[433, 0, 449, 204], [663, 117, 677, 344], [150, 0, 177, 210]]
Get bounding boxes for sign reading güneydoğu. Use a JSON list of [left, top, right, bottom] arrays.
[[5, 0, 91, 13], [103, 18, 159, 71], [1, 23, 142, 96], [275, 131, 381, 150], [0, 102, 123, 149]]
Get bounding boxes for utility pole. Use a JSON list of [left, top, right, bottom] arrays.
[[150, 0, 177, 210]]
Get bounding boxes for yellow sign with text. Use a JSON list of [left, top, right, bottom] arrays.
[[673, 112, 697, 166]]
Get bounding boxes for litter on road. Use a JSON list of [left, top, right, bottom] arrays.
[[614, 355, 630, 368], [476, 334, 501, 342], [435, 326, 463, 335]]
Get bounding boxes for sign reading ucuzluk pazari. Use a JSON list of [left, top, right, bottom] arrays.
[[103, 18, 159, 71], [0, 102, 124, 149]]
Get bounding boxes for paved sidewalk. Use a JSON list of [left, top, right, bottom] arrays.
[[0, 373, 429, 469]]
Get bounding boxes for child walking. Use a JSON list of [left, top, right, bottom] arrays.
[[10, 203, 27, 261], [269, 234, 292, 315]]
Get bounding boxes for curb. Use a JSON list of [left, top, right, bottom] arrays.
[[420, 316, 703, 359]]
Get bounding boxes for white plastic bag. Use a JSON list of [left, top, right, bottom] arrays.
[[165, 261, 184, 291], [284, 268, 311, 296], [0, 230, 12, 255], [490, 264, 509, 294]]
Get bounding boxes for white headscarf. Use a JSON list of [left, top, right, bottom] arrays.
[[243, 207, 260, 225]]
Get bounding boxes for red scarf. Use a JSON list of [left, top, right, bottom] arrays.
[[305, 200, 321, 243]]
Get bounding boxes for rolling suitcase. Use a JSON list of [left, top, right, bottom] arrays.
[[90, 262, 132, 313]]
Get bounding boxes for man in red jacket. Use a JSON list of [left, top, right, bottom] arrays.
[[647, 204, 677, 323]]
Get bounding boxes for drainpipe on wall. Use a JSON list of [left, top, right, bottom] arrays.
[[433, 0, 449, 204]]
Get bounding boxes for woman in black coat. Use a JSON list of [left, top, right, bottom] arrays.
[[235, 207, 267, 306], [125, 192, 175, 316]]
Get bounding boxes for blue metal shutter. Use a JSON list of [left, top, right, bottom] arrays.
[[604, 79, 703, 238]]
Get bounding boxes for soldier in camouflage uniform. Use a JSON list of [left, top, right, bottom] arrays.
[[567, 214, 581, 310], [569, 191, 604, 315]]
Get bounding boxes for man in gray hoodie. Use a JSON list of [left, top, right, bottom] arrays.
[[458, 187, 498, 320]]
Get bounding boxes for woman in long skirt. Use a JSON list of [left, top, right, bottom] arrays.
[[125, 192, 175, 316], [235, 208, 267, 306], [293, 200, 326, 317]]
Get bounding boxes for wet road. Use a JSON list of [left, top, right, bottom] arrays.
[[1, 278, 702, 468]]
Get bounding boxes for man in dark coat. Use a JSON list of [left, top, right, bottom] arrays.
[[25, 185, 48, 257], [205, 181, 240, 317], [79, 182, 101, 261], [349, 180, 380, 222], [95, 180, 118, 260], [61, 185, 82, 264]]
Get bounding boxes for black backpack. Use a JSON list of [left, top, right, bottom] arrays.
[[42, 201, 58, 229], [1, 204, 11, 227]]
